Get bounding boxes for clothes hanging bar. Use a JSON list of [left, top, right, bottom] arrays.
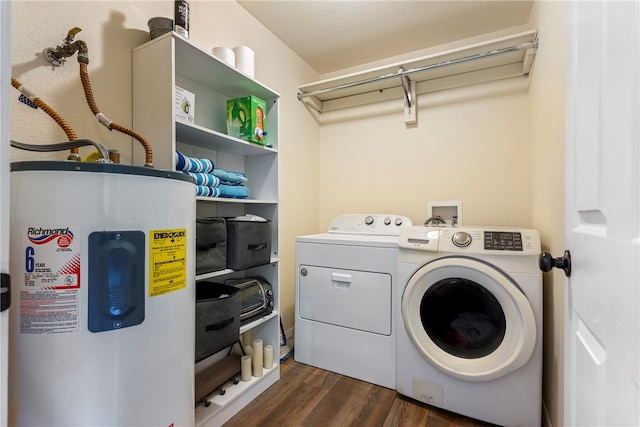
[[297, 39, 538, 102]]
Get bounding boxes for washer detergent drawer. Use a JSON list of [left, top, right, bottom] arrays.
[[298, 265, 392, 335]]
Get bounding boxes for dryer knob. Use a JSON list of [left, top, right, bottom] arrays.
[[384, 217, 391, 225], [452, 231, 472, 247], [365, 215, 374, 225], [395, 217, 403, 226]]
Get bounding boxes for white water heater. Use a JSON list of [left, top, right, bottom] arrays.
[[8, 161, 195, 427]]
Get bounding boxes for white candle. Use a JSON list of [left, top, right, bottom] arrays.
[[241, 355, 252, 382], [252, 339, 263, 377], [263, 344, 274, 369], [243, 331, 253, 356]]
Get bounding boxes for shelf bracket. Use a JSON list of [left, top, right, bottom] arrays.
[[400, 70, 417, 125]]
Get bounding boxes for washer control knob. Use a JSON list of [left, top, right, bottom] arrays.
[[384, 217, 391, 225], [395, 217, 403, 226], [365, 215, 374, 225], [452, 231, 472, 247]]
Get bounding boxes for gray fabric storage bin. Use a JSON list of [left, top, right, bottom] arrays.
[[195, 282, 240, 362], [196, 217, 227, 274], [226, 218, 272, 270]]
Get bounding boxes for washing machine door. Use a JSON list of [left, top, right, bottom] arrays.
[[401, 256, 536, 382]]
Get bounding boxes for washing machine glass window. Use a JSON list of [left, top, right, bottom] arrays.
[[402, 256, 536, 382], [420, 278, 506, 359]]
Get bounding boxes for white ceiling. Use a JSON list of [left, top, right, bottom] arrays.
[[237, 0, 534, 75]]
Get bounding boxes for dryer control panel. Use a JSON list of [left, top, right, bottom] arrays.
[[328, 214, 413, 236]]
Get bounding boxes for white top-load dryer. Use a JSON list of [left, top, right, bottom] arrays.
[[295, 214, 412, 389]]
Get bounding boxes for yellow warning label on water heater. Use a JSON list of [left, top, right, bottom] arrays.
[[149, 228, 187, 297]]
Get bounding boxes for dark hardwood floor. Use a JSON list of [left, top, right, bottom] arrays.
[[223, 356, 495, 427]]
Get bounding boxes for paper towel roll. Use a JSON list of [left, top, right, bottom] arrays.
[[252, 339, 263, 377], [263, 345, 274, 369], [233, 46, 255, 78], [241, 355, 252, 382], [212, 46, 235, 67]]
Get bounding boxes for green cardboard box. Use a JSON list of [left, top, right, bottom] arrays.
[[226, 96, 267, 145]]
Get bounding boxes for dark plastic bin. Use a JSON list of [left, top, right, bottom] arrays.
[[195, 282, 240, 362], [226, 218, 272, 270], [196, 217, 227, 274]]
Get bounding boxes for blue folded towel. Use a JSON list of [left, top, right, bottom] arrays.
[[196, 185, 220, 197], [175, 151, 214, 173], [182, 171, 220, 187], [210, 169, 248, 185], [195, 184, 249, 199], [218, 185, 250, 199]]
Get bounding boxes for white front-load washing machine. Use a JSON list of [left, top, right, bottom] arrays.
[[295, 214, 412, 389], [396, 226, 542, 426]]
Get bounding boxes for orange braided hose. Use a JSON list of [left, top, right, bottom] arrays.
[[78, 63, 99, 116], [79, 63, 154, 166], [111, 123, 153, 166], [11, 76, 79, 156]]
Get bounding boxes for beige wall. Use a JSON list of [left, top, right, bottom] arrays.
[[313, 26, 538, 230], [317, 81, 532, 228], [528, 2, 567, 427], [9, 0, 320, 335], [10, 1, 566, 426]]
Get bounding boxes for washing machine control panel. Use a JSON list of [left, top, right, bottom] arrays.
[[399, 226, 541, 254], [483, 231, 523, 251], [398, 227, 441, 251], [452, 231, 472, 247]]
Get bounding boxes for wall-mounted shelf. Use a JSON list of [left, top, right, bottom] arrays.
[[297, 30, 538, 120]]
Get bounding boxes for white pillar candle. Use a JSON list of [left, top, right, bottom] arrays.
[[252, 339, 263, 377], [241, 355, 252, 382], [243, 331, 253, 356], [263, 344, 274, 369]]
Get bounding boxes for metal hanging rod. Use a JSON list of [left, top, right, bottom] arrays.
[[297, 39, 538, 101]]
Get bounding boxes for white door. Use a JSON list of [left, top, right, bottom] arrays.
[[565, 1, 639, 426], [0, 2, 11, 426]]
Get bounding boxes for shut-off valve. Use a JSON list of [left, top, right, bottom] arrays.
[[43, 27, 88, 67]]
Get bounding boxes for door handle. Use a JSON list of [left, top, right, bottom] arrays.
[[331, 273, 352, 288], [539, 250, 572, 277], [1, 273, 9, 312]]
